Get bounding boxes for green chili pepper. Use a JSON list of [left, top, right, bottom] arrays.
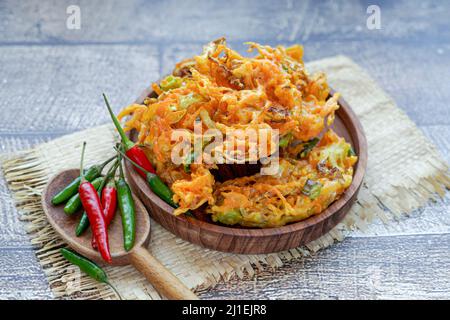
[[51, 156, 115, 205], [302, 179, 323, 200], [75, 213, 90, 237], [147, 175, 178, 207], [117, 158, 136, 251], [63, 177, 104, 215], [60, 248, 121, 299], [299, 137, 320, 158], [115, 147, 178, 208], [76, 160, 119, 236]]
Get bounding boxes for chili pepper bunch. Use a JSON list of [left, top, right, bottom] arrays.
[[51, 94, 178, 264]]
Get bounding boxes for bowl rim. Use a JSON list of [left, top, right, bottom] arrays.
[[127, 87, 368, 239]]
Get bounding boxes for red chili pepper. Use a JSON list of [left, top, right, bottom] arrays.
[[103, 94, 156, 178], [92, 178, 117, 250], [102, 178, 118, 226], [78, 142, 112, 263], [125, 145, 155, 178]]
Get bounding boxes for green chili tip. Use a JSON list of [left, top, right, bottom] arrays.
[[51, 153, 115, 206], [63, 176, 105, 215], [60, 248, 122, 300], [114, 146, 178, 209], [75, 213, 90, 237]]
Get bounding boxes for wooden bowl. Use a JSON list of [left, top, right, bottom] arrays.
[[125, 88, 367, 254]]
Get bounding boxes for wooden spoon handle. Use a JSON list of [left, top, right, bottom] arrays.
[[130, 246, 199, 300]]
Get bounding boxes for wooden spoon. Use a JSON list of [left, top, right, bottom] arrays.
[[42, 168, 198, 300]]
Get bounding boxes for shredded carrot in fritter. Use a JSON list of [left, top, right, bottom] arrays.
[[118, 38, 357, 227]]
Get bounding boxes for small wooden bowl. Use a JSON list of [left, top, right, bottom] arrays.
[[125, 88, 367, 254]]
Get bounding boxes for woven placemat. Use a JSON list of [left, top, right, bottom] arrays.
[[2, 56, 449, 299]]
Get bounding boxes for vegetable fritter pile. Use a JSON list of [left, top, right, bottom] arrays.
[[118, 38, 357, 228]]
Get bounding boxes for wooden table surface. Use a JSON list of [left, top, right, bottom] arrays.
[[0, 0, 449, 300]]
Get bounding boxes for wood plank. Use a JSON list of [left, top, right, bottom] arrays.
[[351, 192, 450, 238], [0, 36, 448, 135], [301, 42, 450, 126], [2, 233, 449, 300], [0, 0, 449, 44], [0, 248, 52, 299], [0, 137, 55, 300], [0, 45, 159, 134], [200, 233, 450, 300], [420, 125, 450, 164]]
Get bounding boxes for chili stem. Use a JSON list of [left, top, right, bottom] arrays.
[[98, 155, 117, 172], [118, 154, 125, 178], [115, 146, 177, 208], [103, 93, 134, 150], [100, 159, 120, 191], [106, 281, 123, 300], [115, 147, 151, 176], [80, 142, 87, 181]]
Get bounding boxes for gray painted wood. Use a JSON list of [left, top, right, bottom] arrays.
[[0, 0, 449, 44], [0, 0, 448, 299], [0, 136, 55, 300], [421, 126, 450, 165], [0, 248, 52, 300], [350, 192, 450, 238], [0, 135, 52, 246], [0, 41, 447, 135], [199, 233, 450, 300], [0, 45, 159, 134]]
